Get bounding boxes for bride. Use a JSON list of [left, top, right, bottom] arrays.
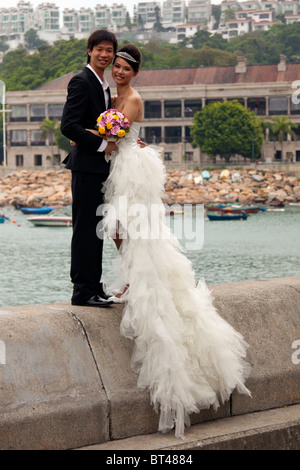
[[90, 44, 251, 438]]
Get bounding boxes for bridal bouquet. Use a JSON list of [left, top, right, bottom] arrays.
[[96, 109, 130, 141]]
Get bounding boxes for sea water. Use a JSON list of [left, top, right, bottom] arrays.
[[0, 205, 299, 308]]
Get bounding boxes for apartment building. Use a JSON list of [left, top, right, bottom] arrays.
[[62, 9, 78, 33], [34, 2, 60, 31], [176, 23, 201, 40], [110, 3, 128, 26], [187, 0, 212, 24], [4, 56, 300, 168], [136, 1, 160, 24], [0, 1, 34, 49], [94, 5, 111, 29], [162, 0, 187, 24], [77, 8, 95, 33]]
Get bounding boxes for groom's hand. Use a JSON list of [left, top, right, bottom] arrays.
[[106, 142, 118, 154]]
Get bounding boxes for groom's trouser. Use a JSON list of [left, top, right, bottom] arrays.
[[70, 171, 107, 304]]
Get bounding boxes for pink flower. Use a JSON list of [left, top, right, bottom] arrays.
[[111, 125, 120, 135]]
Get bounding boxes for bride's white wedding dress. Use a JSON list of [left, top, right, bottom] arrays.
[[101, 122, 251, 438]]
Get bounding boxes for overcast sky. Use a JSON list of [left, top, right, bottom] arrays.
[[5, 0, 222, 18]]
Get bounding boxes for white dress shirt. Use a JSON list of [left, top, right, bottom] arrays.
[[86, 64, 109, 152]]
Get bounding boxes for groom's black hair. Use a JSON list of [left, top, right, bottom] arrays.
[[87, 30, 118, 63]]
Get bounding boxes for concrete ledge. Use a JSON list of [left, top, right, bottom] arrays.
[[0, 277, 300, 450], [77, 404, 300, 450]]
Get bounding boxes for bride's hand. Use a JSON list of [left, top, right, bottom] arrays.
[[137, 138, 147, 148], [86, 128, 99, 137]]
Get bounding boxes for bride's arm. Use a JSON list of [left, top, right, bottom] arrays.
[[85, 128, 117, 153]]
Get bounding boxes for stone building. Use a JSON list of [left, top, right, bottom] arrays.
[[4, 55, 300, 169]]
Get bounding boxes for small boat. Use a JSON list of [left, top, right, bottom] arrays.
[[267, 208, 285, 212], [269, 200, 285, 208], [205, 203, 260, 214], [220, 205, 260, 214], [201, 170, 210, 180], [0, 211, 7, 223], [27, 216, 72, 227], [165, 209, 184, 215], [232, 172, 241, 183], [20, 206, 54, 214], [207, 211, 248, 221], [220, 169, 230, 179]]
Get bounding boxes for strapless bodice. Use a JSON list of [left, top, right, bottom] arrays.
[[125, 122, 141, 142]]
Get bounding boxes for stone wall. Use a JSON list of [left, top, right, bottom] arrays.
[[0, 277, 299, 450]]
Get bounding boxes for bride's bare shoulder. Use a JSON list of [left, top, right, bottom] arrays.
[[129, 89, 142, 105]]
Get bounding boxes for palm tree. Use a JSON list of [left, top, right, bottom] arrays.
[[40, 118, 59, 165], [271, 116, 297, 161]]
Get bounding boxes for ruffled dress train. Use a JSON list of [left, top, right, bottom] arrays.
[[100, 122, 251, 438]]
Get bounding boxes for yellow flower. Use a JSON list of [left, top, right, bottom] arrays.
[[98, 126, 106, 134], [106, 122, 113, 130], [113, 114, 119, 119], [117, 129, 126, 138], [96, 116, 101, 122]]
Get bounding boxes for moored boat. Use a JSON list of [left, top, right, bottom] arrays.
[[0, 211, 7, 223], [220, 205, 260, 214], [205, 203, 261, 214], [27, 216, 72, 227], [207, 211, 248, 221], [20, 206, 54, 214]]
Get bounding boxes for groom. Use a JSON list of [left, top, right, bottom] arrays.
[[61, 30, 118, 307]]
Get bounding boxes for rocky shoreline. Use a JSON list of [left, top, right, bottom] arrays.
[[163, 168, 300, 206], [0, 167, 299, 208]]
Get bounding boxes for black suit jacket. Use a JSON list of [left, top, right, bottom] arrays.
[[61, 66, 111, 174]]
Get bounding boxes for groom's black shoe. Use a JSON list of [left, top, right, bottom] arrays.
[[72, 295, 113, 308], [97, 283, 112, 300]]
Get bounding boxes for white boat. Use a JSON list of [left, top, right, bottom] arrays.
[[27, 207, 72, 226], [27, 215, 72, 227]]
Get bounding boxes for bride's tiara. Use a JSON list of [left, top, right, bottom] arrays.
[[116, 51, 138, 63]]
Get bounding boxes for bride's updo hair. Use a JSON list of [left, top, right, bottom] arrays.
[[114, 44, 142, 73]]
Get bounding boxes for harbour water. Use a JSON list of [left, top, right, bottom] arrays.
[[0, 204, 299, 309]]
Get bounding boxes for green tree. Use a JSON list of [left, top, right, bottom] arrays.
[[212, 5, 221, 27], [55, 126, 73, 154], [154, 5, 165, 32], [190, 101, 264, 162], [125, 12, 133, 30], [0, 114, 3, 165], [270, 116, 297, 160], [221, 7, 236, 22], [40, 118, 59, 165], [0, 38, 9, 53], [24, 29, 47, 50]]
